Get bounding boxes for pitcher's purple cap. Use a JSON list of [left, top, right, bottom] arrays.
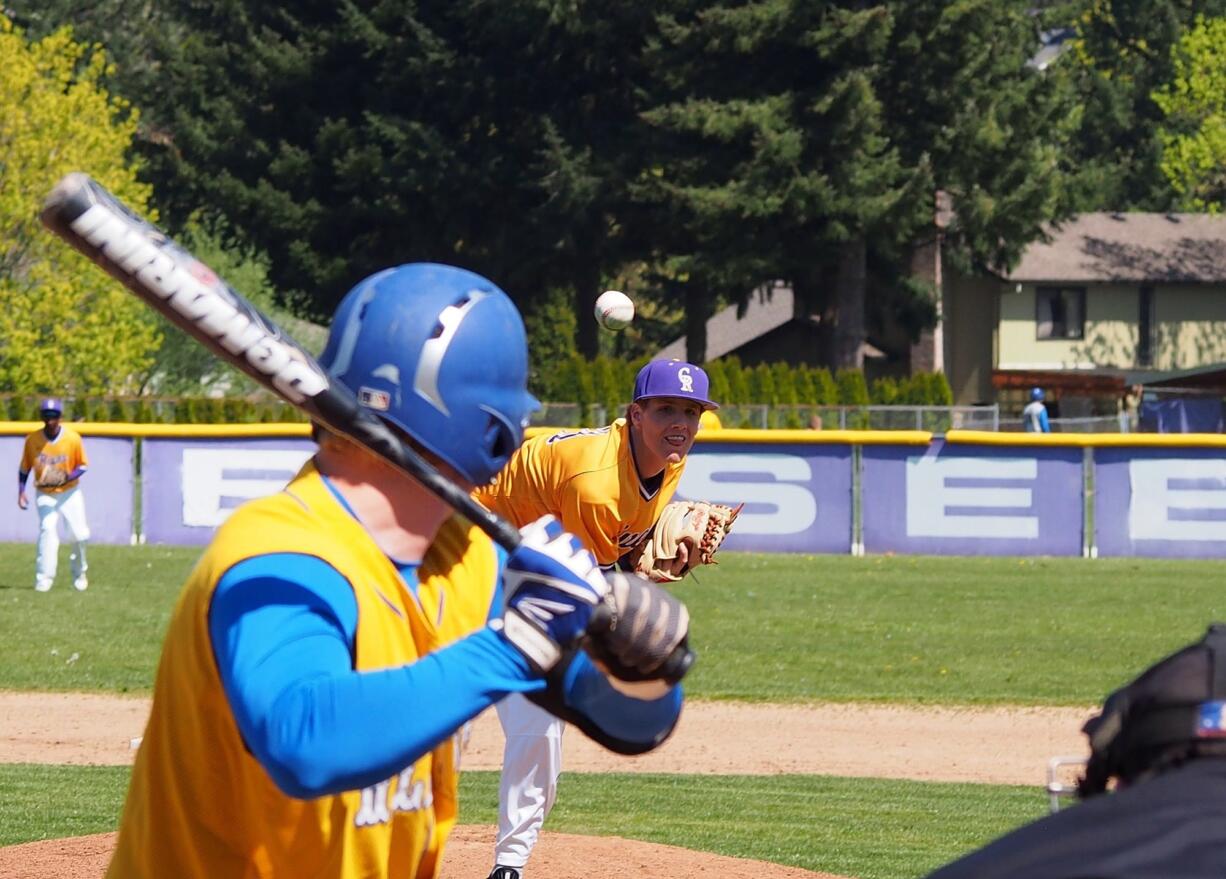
[[633, 360, 718, 410], [39, 397, 63, 417]]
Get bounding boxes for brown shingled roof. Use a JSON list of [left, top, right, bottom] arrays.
[[1006, 212, 1226, 283], [655, 282, 797, 361]]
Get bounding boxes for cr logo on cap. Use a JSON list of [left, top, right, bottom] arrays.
[[678, 367, 694, 393]]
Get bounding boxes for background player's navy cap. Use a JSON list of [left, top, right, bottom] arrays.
[[38, 397, 63, 417], [633, 360, 718, 411]]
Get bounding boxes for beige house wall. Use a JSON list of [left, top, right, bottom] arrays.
[[1153, 287, 1226, 369], [997, 284, 1138, 370], [944, 282, 1226, 398]]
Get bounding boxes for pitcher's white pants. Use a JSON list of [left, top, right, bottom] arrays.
[[494, 693, 564, 869], [35, 486, 89, 586]]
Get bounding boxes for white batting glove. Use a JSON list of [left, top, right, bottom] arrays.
[[498, 515, 609, 674]]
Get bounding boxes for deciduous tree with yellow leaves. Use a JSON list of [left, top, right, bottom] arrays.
[[0, 15, 159, 395], [1154, 15, 1226, 212]]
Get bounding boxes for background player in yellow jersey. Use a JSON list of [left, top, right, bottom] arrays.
[[474, 358, 718, 879], [107, 264, 692, 879], [17, 397, 90, 592]]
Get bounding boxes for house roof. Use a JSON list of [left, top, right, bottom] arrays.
[[1124, 361, 1226, 391], [1006, 213, 1226, 283], [655, 282, 798, 362]]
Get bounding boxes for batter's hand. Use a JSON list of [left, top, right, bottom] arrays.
[[499, 515, 609, 675], [587, 571, 691, 682], [17, 490, 28, 510]]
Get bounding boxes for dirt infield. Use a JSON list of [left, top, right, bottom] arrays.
[[0, 691, 1094, 878], [0, 691, 1092, 783]]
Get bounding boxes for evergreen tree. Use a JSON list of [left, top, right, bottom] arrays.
[[835, 368, 870, 406], [591, 357, 620, 422], [749, 363, 777, 406], [124, 0, 665, 355], [794, 367, 817, 406], [725, 357, 750, 405], [771, 362, 799, 406], [641, 2, 928, 367], [523, 287, 579, 401], [870, 376, 899, 405], [1044, 0, 1226, 210], [879, 1, 1079, 278], [132, 397, 154, 423], [704, 359, 732, 409], [812, 367, 839, 406], [929, 371, 953, 406]]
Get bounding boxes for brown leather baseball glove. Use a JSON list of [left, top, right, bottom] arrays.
[[629, 501, 743, 582], [37, 466, 68, 489]]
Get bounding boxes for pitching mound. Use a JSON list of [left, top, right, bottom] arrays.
[[0, 826, 847, 879]]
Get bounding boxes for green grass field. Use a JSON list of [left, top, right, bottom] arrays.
[[0, 765, 1045, 879], [5, 543, 1226, 703], [3, 543, 1225, 877]]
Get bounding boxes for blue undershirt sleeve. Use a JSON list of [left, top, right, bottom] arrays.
[[560, 650, 683, 745], [209, 553, 543, 799]]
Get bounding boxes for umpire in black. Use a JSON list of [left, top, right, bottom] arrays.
[[926, 623, 1226, 879]]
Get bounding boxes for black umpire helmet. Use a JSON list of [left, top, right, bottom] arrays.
[[1079, 623, 1226, 798]]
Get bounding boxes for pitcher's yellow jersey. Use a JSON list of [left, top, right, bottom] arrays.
[[21, 426, 87, 494], [473, 418, 684, 565], [107, 461, 499, 879]]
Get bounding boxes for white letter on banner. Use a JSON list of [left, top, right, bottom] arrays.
[[905, 456, 1039, 539], [1129, 459, 1226, 542], [182, 448, 313, 527], [678, 454, 816, 535]]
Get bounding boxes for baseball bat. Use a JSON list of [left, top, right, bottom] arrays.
[[40, 172, 693, 684]]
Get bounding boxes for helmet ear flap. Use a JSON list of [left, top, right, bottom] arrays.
[[478, 412, 521, 483]]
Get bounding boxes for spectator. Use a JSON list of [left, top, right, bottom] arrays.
[[1022, 387, 1050, 433]]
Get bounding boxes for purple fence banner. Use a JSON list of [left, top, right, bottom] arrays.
[[1096, 447, 1226, 558], [862, 439, 1084, 556], [677, 442, 852, 554], [142, 437, 316, 545], [1, 435, 135, 544]]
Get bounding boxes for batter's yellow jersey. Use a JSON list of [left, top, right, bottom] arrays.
[[473, 418, 685, 565], [107, 461, 500, 879], [21, 426, 87, 494]]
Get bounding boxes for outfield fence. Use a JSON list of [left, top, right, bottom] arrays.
[[5, 422, 1226, 559], [583, 403, 1000, 431]]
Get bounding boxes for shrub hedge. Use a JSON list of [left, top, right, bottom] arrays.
[[0, 360, 954, 427]]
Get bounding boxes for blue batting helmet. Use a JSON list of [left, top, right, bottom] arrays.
[[318, 263, 539, 485], [38, 397, 63, 417], [1030, 387, 1045, 402]]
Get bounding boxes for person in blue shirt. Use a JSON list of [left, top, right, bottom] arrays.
[[1022, 387, 1051, 433], [107, 263, 690, 879]]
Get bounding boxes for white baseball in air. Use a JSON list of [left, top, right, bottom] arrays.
[[594, 289, 635, 331]]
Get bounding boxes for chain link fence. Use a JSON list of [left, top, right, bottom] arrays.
[[535, 402, 1000, 431]]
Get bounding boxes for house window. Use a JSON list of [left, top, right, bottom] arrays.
[[1035, 286, 1085, 340]]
